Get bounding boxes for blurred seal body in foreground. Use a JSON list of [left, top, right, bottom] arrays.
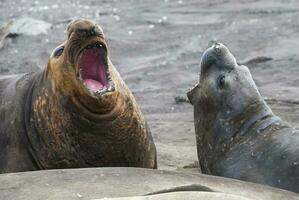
[[0, 167, 298, 200], [0, 19, 157, 173], [187, 43, 299, 193]]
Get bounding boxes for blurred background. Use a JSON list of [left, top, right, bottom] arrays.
[[0, 0, 298, 172]]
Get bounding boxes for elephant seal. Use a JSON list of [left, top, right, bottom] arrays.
[[0, 19, 156, 173], [0, 167, 297, 200], [187, 43, 299, 193], [100, 192, 253, 200]]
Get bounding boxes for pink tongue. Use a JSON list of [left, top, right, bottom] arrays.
[[84, 79, 104, 92]]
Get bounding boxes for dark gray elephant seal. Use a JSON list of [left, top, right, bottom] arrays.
[[0, 167, 298, 200], [0, 19, 157, 173], [187, 43, 299, 193]]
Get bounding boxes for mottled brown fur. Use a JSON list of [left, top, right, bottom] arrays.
[[0, 19, 157, 173]]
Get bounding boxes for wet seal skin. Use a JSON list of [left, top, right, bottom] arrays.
[[0, 19, 157, 173], [187, 43, 299, 193]]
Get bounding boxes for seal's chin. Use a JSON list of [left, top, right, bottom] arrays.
[[77, 43, 114, 95]]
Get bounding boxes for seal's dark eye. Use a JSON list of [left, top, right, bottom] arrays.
[[54, 46, 64, 57], [218, 75, 226, 89]]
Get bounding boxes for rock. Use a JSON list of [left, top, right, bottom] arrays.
[[10, 17, 52, 36], [0, 21, 13, 49], [239, 56, 273, 65]]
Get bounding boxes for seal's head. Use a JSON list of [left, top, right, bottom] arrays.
[[46, 19, 118, 113], [187, 43, 272, 171]]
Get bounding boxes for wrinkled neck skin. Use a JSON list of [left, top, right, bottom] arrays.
[[196, 89, 280, 174], [25, 58, 125, 169]]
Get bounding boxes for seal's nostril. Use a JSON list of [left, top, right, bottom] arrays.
[[214, 43, 221, 54], [77, 27, 97, 37], [77, 29, 88, 37]]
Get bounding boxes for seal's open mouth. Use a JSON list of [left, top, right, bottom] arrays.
[[78, 43, 114, 95]]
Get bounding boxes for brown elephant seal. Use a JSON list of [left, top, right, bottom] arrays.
[[0, 19, 157, 173], [187, 43, 299, 193], [0, 167, 298, 200]]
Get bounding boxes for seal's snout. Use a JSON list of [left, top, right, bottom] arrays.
[[200, 42, 238, 74], [67, 19, 103, 39], [213, 42, 227, 55]]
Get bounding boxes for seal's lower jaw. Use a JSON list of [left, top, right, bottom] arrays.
[[77, 43, 114, 96]]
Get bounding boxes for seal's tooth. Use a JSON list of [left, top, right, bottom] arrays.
[[107, 85, 115, 92], [78, 68, 83, 80], [95, 87, 107, 95]]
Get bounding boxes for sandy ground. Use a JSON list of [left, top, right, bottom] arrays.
[[0, 0, 298, 172]]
